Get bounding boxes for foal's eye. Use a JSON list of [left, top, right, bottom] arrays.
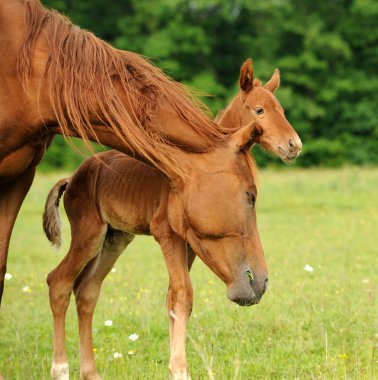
[[246, 191, 256, 206], [255, 107, 264, 115]]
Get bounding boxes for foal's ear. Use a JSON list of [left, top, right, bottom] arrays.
[[264, 68, 280, 92], [230, 122, 262, 152], [239, 58, 254, 93]]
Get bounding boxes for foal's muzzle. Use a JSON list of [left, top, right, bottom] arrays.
[[279, 137, 302, 163], [227, 270, 268, 307]]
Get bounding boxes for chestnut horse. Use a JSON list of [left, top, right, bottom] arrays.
[[0, 0, 301, 305], [43, 124, 266, 380]]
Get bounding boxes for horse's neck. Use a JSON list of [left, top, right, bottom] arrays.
[[9, 0, 216, 177], [217, 95, 244, 131], [150, 105, 213, 153], [0, 1, 26, 58], [48, 108, 213, 178]]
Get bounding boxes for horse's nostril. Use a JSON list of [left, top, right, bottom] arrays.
[[263, 278, 269, 293], [288, 139, 295, 148]]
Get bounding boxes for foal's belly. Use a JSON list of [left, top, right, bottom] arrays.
[[101, 204, 153, 236]]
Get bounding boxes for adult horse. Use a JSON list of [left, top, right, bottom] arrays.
[[0, 0, 301, 305], [43, 123, 266, 380]]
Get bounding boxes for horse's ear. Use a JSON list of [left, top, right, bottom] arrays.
[[230, 122, 262, 152], [264, 68, 280, 92], [239, 58, 254, 93]]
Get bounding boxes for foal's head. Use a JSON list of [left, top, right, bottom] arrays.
[[234, 58, 302, 163], [168, 124, 268, 306]]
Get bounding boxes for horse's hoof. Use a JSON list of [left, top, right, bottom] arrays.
[[81, 371, 101, 380], [51, 362, 69, 380], [172, 372, 190, 380]]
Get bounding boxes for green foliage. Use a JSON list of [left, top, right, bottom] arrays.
[[41, 0, 378, 169], [39, 136, 108, 172]]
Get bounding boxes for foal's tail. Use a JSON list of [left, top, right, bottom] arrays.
[[43, 178, 70, 249]]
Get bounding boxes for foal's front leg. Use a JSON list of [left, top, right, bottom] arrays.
[[158, 230, 193, 379], [166, 244, 196, 351], [73, 230, 134, 380]]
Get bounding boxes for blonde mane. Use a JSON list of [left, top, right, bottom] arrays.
[[17, 0, 229, 177]]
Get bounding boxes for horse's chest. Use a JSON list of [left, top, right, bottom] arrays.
[[0, 129, 52, 183], [0, 145, 39, 182]]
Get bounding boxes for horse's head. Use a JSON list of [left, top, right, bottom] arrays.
[[167, 124, 268, 306], [237, 58, 302, 163]]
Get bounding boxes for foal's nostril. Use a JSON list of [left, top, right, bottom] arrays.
[[288, 139, 295, 148], [247, 270, 254, 282], [263, 278, 269, 293]]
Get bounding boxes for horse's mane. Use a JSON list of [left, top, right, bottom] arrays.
[[17, 0, 229, 177]]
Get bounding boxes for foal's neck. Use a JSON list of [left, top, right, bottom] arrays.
[[216, 95, 244, 131]]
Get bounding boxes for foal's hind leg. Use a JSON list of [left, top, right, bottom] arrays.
[[47, 219, 107, 380], [74, 230, 134, 380]]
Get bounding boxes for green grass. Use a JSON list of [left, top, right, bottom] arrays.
[[0, 167, 377, 379]]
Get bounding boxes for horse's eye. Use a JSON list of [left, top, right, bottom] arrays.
[[246, 191, 256, 206], [255, 107, 264, 115]]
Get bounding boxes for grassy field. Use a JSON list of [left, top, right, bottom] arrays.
[[0, 167, 377, 379]]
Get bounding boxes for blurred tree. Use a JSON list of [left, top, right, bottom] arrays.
[[40, 0, 378, 169]]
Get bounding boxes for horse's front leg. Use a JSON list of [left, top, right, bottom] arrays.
[[0, 167, 36, 307], [73, 230, 134, 380], [159, 231, 193, 380]]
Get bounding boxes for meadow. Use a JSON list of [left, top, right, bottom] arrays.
[[0, 167, 376, 379]]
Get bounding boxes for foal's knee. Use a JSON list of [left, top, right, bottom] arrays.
[[75, 281, 100, 316], [171, 286, 193, 316], [46, 268, 57, 287], [47, 270, 73, 312]]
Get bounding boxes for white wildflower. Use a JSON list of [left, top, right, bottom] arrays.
[[128, 333, 139, 342], [113, 352, 122, 359], [104, 320, 113, 327], [304, 264, 314, 272], [5, 273, 12, 280]]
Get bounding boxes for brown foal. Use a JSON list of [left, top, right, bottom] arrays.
[[43, 124, 267, 380], [40, 54, 301, 380], [219, 58, 301, 163]]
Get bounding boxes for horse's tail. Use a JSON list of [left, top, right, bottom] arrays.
[[42, 178, 69, 249]]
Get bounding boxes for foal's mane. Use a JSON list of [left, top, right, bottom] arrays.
[[214, 78, 262, 128], [17, 0, 229, 177], [245, 151, 259, 189]]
